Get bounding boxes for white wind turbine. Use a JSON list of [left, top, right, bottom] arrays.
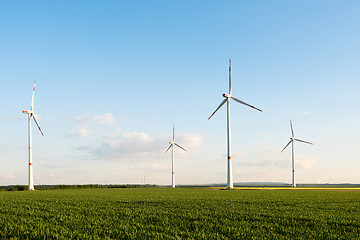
[[281, 120, 313, 187], [165, 125, 187, 188], [208, 59, 262, 189], [22, 80, 44, 191]]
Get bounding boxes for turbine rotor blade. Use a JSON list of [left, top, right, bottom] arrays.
[[173, 125, 175, 142], [294, 138, 313, 145], [230, 96, 262, 112], [281, 140, 292, 152], [208, 99, 227, 120], [229, 58, 231, 95], [32, 114, 44, 136], [174, 143, 187, 151], [165, 144, 172, 153], [31, 80, 36, 111], [290, 120, 294, 138]]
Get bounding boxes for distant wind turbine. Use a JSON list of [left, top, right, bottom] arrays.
[[22, 80, 44, 191], [281, 120, 313, 187], [208, 59, 262, 189], [165, 125, 187, 188]]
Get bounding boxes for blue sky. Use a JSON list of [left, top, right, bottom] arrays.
[[1, 1, 359, 186]]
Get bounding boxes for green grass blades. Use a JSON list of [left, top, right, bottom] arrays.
[[0, 188, 359, 239]]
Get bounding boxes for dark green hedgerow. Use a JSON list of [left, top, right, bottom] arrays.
[[0, 188, 359, 239]]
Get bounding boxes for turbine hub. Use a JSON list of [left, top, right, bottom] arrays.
[[223, 93, 231, 98]]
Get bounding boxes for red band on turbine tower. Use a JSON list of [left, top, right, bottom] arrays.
[[172, 172, 174, 174], [293, 170, 295, 172], [29, 163, 32, 166], [228, 156, 231, 160]]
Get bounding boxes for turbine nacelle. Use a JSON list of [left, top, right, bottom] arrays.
[[222, 93, 231, 98], [22, 110, 32, 114]]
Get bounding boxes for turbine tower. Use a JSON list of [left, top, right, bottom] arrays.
[[281, 120, 313, 187], [208, 59, 262, 189], [22, 80, 44, 191], [165, 125, 187, 188]]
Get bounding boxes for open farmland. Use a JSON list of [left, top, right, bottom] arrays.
[[0, 188, 359, 239]]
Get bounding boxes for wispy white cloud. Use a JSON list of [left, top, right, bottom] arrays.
[[75, 113, 116, 126], [122, 132, 151, 142], [79, 131, 202, 162], [68, 113, 116, 138], [150, 164, 169, 171], [234, 142, 318, 170], [296, 154, 318, 169], [2, 174, 15, 179], [180, 133, 203, 152], [85, 132, 165, 162], [232, 151, 245, 158], [46, 173, 64, 178], [80, 128, 91, 137], [68, 128, 92, 138], [235, 143, 287, 167]]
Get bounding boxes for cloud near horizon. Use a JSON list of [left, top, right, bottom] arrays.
[[296, 154, 319, 169], [1, 174, 15, 179], [78, 131, 203, 162], [68, 113, 116, 138], [75, 113, 116, 125], [235, 143, 318, 170]]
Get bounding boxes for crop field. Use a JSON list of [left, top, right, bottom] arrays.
[[0, 187, 359, 239]]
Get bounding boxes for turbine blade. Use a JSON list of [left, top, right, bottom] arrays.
[[31, 80, 36, 111], [281, 140, 292, 152], [32, 114, 44, 136], [231, 96, 262, 112], [174, 143, 187, 151], [208, 99, 227, 120], [173, 125, 175, 142], [229, 58, 231, 95], [294, 138, 313, 145], [290, 120, 294, 138], [165, 144, 172, 153]]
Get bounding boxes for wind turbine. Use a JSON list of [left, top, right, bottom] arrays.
[[22, 80, 44, 191], [208, 59, 262, 189], [281, 120, 313, 187], [165, 125, 187, 188]]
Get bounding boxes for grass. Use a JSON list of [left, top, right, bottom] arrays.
[[0, 187, 359, 239]]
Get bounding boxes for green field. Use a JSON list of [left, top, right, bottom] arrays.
[[0, 188, 359, 239]]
